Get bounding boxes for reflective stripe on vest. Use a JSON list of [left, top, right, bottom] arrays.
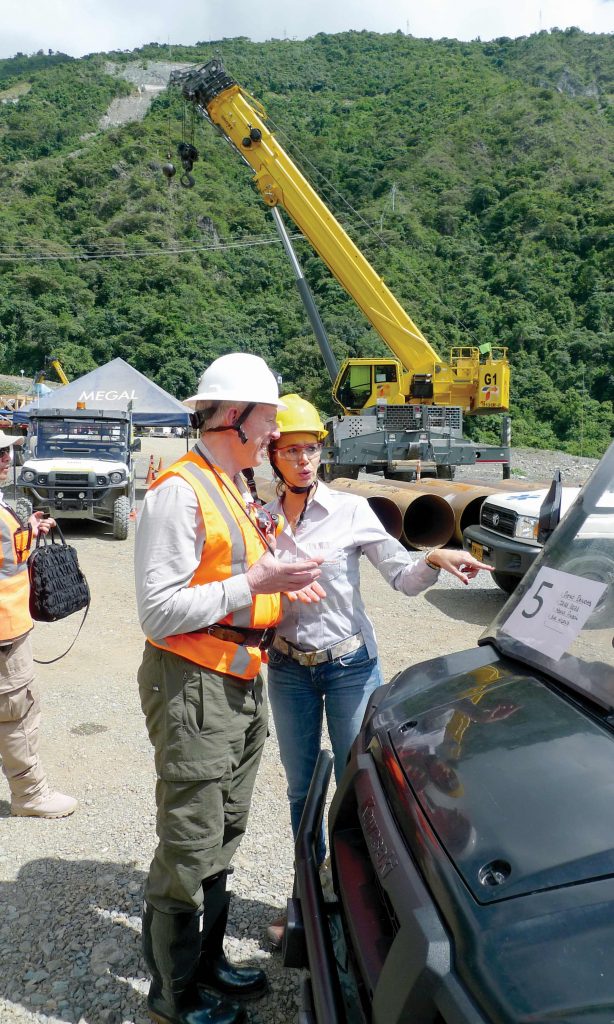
[[0, 504, 33, 642], [147, 450, 280, 679]]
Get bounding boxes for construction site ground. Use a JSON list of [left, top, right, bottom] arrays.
[[0, 436, 597, 1024]]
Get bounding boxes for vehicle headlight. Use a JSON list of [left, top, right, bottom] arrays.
[[515, 515, 538, 540], [109, 471, 124, 484], [37, 474, 47, 484], [21, 469, 36, 483], [96, 476, 107, 485]]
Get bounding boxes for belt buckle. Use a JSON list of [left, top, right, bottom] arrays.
[[302, 650, 320, 667]]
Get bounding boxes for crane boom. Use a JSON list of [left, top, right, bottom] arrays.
[[170, 59, 512, 478], [171, 60, 510, 416], [172, 60, 441, 378]]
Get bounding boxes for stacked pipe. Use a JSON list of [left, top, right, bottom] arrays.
[[328, 479, 455, 549], [401, 479, 501, 543]]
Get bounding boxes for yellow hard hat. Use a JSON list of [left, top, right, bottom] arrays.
[[276, 394, 327, 440]]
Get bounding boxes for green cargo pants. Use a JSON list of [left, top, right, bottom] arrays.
[[138, 641, 268, 914]]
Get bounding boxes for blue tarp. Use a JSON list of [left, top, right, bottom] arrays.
[[13, 358, 189, 427]]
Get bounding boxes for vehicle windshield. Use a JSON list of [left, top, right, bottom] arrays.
[[32, 418, 129, 462], [485, 440, 614, 710]]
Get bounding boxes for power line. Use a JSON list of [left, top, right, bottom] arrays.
[[0, 233, 299, 262]]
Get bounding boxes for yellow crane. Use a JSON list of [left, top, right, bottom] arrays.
[[171, 60, 511, 478], [34, 356, 69, 387]]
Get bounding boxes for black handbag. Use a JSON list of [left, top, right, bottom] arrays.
[[28, 524, 90, 663]]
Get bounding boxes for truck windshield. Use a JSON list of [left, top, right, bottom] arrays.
[[33, 418, 129, 461], [486, 440, 614, 710]]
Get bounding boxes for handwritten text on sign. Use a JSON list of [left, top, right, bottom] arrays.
[[500, 566, 607, 661]]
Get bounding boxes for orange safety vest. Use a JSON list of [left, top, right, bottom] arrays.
[[0, 503, 33, 642], [148, 449, 280, 679]]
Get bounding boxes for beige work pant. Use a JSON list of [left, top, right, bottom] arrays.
[[0, 635, 47, 803]]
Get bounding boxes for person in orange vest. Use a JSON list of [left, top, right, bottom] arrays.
[[0, 430, 77, 818], [134, 353, 324, 1024]]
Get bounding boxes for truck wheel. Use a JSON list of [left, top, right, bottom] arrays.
[[322, 464, 359, 481], [492, 571, 519, 595], [15, 498, 33, 526], [113, 496, 130, 540], [436, 465, 456, 480]]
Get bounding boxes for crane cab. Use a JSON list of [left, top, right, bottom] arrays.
[[333, 358, 406, 413]]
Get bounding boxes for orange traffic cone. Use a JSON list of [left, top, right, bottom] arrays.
[[145, 455, 155, 487], [157, 457, 163, 474]]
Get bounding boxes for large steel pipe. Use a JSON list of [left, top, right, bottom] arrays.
[[395, 479, 496, 543], [365, 496, 403, 541], [329, 478, 455, 549]]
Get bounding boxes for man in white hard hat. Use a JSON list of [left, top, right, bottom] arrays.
[[0, 430, 77, 818], [135, 353, 323, 1024]]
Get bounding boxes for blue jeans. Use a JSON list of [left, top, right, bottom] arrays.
[[267, 644, 383, 864]]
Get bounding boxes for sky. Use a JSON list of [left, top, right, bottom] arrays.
[[1, 0, 612, 60]]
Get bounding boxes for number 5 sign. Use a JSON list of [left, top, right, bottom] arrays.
[[500, 566, 607, 661]]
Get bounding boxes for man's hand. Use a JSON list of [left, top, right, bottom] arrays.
[[426, 548, 493, 585], [284, 580, 327, 604], [247, 550, 323, 595], [29, 511, 56, 537]]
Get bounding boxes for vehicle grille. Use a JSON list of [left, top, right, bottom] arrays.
[[481, 504, 517, 537], [384, 405, 462, 432], [54, 473, 90, 486]]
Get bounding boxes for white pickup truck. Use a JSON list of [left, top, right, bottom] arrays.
[[463, 484, 581, 594]]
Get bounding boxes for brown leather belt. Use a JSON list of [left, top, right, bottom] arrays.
[[196, 623, 276, 651]]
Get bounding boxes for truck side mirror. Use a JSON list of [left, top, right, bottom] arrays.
[[537, 469, 562, 544], [131, 438, 141, 452]]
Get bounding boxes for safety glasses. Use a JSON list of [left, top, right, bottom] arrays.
[[274, 443, 322, 463]]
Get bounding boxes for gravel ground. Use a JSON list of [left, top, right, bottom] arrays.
[[0, 439, 599, 1024]]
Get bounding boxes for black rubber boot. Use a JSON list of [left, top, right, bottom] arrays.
[[141, 901, 246, 1024], [199, 873, 268, 1001]]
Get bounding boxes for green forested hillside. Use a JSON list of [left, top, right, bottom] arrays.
[[0, 29, 612, 455]]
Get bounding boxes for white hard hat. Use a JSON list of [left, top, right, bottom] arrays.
[[184, 353, 286, 409], [0, 430, 24, 450]]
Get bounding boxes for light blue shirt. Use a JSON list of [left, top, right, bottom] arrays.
[[265, 481, 438, 658]]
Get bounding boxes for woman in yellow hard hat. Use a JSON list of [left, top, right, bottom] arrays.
[[264, 394, 491, 948]]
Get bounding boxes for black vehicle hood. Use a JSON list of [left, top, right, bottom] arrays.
[[376, 648, 614, 903]]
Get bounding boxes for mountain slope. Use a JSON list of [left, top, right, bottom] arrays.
[[0, 29, 611, 455]]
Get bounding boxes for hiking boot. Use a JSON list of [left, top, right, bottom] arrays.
[[11, 790, 77, 818]]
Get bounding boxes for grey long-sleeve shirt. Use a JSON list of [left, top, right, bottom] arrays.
[[134, 444, 253, 641]]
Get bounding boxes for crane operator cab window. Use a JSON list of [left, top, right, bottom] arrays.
[[336, 361, 401, 411]]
